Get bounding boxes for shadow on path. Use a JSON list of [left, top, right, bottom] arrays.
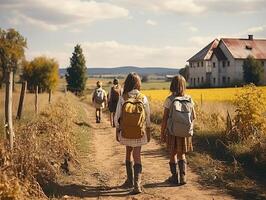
[[45, 182, 132, 198]]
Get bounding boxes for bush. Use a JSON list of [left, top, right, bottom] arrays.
[[243, 56, 264, 85], [23, 57, 59, 92], [227, 84, 266, 142]]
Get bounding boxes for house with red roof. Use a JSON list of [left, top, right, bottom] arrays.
[[187, 35, 266, 87]]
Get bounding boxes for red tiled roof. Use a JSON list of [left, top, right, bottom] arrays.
[[221, 38, 266, 59], [187, 39, 219, 62]]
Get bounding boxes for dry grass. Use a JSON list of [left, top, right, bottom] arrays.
[[0, 92, 81, 199], [0, 84, 63, 138]]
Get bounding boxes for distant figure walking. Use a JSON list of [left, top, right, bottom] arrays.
[[108, 78, 122, 127], [161, 75, 196, 185], [92, 81, 107, 123], [114, 72, 151, 194]]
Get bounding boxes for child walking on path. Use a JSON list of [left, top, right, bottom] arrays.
[[114, 72, 151, 194], [92, 81, 107, 123], [108, 78, 122, 127], [161, 75, 196, 185]]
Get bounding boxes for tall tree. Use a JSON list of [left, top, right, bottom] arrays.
[[0, 28, 27, 88], [66, 44, 87, 94], [243, 56, 264, 85]]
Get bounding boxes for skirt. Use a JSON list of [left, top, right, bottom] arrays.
[[118, 131, 148, 147], [166, 132, 193, 154], [108, 100, 118, 112]]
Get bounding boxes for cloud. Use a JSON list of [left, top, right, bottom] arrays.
[[146, 19, 157, 26], [109, 0, 266, 15], [62, 41, 197, 67], [1, 0, 129, 31], [188, 26, 198, 32], [246, 25, 266, 34]]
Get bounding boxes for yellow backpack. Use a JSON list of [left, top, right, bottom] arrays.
[[120, 93, 146, 139]]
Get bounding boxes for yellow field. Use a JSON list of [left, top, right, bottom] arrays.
[[143, 86, 266, 103]]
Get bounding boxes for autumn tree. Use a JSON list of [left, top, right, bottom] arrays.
[[0, 28, 27, 88], [243, 56, 264, 85], [23, 56, 59, 92], [66, 44, 87, 94]]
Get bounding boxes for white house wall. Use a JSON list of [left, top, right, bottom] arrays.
[[188, 61, 209, 87]]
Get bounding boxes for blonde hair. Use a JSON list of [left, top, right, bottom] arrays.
[[170, 75, 186, 96]]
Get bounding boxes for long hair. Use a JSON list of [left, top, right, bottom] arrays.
[[123, 72, 141, 95], [170, 75, 186, 96]]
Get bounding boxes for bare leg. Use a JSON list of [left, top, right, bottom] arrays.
[[170, 149, 177, 164], [126, 146, 133, 161], [133, 146, 141, 164]]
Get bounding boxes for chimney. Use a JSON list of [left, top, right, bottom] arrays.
[[248, 35, 253, 40]]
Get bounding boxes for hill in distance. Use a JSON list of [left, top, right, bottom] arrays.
[[60, 66, 179, 76]]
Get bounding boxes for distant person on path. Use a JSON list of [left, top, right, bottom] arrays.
[[161, 75, 196, 185], [114, 72, 151, 194], [92, 81, 107, 123], [108, 78, 122, 127]]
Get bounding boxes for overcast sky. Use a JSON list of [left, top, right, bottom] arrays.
[[0, 0, 266, 68]]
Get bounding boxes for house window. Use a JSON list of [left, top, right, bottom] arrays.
[[222, 61, 226, 68], [227, 61, 230, 66], [228, 77, 230, 84], [190, 63, 192, 68], [213, 78, 216, 85], [201, 62, 203, 67], [197, 62, 200, 67], [197, 77, 200, 84], [222, 76, 226, 85], [190, 78, 193, 84], [201, 77, 204, 83], [213, 62, 216, 68], [193, 78, 196, 86]]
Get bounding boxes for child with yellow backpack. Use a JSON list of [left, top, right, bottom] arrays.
[[114, 72, 151, 194]]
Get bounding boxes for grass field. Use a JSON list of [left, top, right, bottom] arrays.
[[143, 86, 266, 103]]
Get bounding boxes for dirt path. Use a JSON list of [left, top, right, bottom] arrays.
[[56, 104, 235, 200]]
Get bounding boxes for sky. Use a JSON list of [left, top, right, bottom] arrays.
[[0, 0, 266, 68]]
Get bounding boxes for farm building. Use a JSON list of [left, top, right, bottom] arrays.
[[187, 35, 266, 87]]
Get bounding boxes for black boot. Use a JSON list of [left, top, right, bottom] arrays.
[[178, 160, 187, 185], [167, 162, 178, 185], [121, 161, 133, 188], [132, 163, 142, 194]]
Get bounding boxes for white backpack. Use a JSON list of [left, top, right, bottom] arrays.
[[94, 88, 105, 104], [167, 95, 194, 137]]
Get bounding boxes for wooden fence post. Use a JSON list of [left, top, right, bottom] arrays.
[[49, 89, 52, 104], [16, 81, 27, 119], [5, 71, 14, 150], [35, 85, 39, 114]]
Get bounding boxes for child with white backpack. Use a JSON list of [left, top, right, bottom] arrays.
[[161, 75, 196, 185], [92, 81, 107, 123]]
